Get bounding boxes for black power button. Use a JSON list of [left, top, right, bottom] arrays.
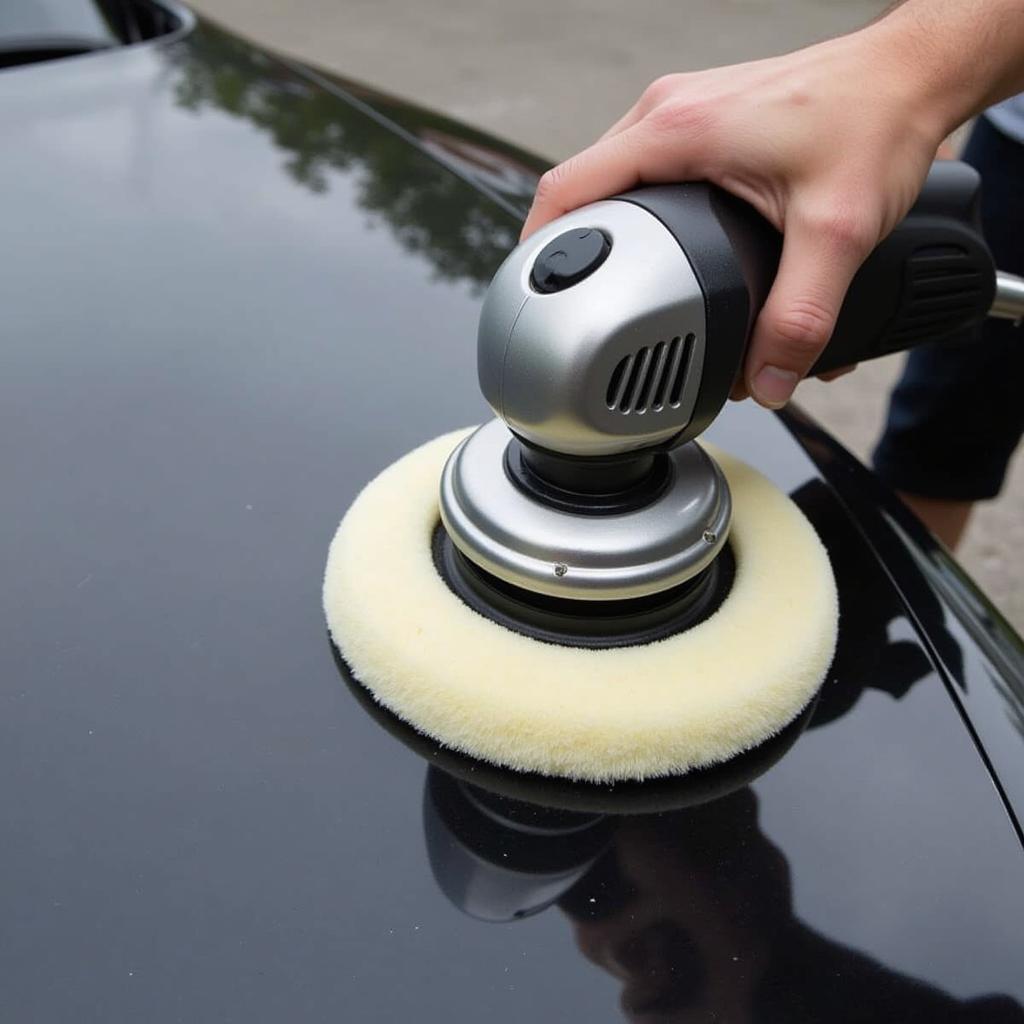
[[530, 228, 611, 293]]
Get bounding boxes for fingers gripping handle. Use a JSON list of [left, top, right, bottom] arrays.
[[809, 160, 996, 376], [617, 162, 1000, 425]]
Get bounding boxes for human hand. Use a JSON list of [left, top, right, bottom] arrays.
[[520, 30, 952, 407]]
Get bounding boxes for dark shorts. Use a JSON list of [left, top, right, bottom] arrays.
[[872, 116, 1024, 501]]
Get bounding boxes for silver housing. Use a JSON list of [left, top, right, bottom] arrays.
[[478, 200, 708, 458], [439, 419, 731, 601]]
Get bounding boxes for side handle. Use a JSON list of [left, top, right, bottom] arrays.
[[811, 161, 996, 375]]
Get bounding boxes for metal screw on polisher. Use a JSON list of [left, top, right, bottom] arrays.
[[554, 563, 568, 577], [703, 530, 717, 544]]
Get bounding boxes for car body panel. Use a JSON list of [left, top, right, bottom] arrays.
[[1, 10, 1023, 1022]]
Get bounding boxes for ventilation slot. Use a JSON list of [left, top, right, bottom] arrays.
[[606, 334, 694, 414], [885, 247, 987, 348]]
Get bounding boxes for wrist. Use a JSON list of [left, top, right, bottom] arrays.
[[855, 19, 968, 142], [861, 0, 1024, 136]]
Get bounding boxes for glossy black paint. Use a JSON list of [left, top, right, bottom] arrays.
[[1, 8, 1023, 1022], [423, 769, 1022, 1022]]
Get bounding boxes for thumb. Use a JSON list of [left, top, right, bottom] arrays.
[[744, 204, 873, 409]]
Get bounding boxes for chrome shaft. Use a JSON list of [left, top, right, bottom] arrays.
[[989, 271, 1024, 321]]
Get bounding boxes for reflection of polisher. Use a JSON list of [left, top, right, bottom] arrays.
[[423, 768, 611, 923], [423, 769, 1021, 1024], [324, 162, 1024, 782], [421, 694, 809, 922]]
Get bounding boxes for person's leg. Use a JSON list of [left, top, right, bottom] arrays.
[[895, 494, 973, 549], [873, 116, 1024, 550]]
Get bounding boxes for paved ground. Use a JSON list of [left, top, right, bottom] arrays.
[[189, 0, 1022, 631]]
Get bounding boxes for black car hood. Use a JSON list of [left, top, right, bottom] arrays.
[[1, 14, 1023, 1023]]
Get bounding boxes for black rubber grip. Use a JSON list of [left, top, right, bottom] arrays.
[[811, 161, 995, 374], [617, 162, 995, 425]]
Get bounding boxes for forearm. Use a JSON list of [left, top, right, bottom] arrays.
[[866, 0, 1024, 134]]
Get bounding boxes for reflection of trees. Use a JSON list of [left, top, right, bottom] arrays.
[[169, 25, 536, 290]]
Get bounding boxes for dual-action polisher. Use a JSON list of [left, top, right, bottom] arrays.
[[324, 160, 1024, 783], [439, 160, 1021, 612]]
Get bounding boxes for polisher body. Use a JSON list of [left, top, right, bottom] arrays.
[[453, 161, 999, 603], [478, 161, 996, 462], [329, 161, 1006, 780]]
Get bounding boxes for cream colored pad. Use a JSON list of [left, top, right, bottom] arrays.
[[324, 428, 837, 783]]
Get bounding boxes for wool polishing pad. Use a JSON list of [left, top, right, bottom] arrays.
[[323, 428, 838, 783]]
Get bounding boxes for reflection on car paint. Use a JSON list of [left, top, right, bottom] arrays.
[[2, 10, 1023, 1020]]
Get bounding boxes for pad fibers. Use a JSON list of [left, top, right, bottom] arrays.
[[323, 428, 838, 783]]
